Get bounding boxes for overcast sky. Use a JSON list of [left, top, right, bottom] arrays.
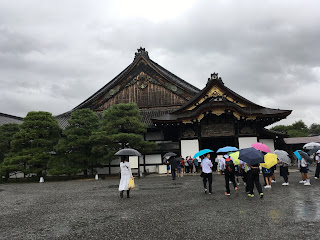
[[0, 0, 319, 127]]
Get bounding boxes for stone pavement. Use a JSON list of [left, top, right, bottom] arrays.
[[1, 167, 320, 240]]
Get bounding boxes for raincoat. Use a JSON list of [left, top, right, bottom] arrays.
[[119, 161, 133, 191]]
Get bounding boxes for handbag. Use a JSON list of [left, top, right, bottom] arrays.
[[128, 177, 135, 189]]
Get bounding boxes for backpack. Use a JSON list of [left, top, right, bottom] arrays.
[[225, 157, 234, 172]]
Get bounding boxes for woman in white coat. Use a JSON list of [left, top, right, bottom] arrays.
[[119, 158, 133, 198]]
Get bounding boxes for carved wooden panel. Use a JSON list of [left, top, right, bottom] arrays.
[[201, 124, 235, 137], [98, 82, 187, 110]]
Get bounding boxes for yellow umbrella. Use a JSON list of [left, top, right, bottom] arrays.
[[229, 151, 240, 165], [260, 153, 277, 169]]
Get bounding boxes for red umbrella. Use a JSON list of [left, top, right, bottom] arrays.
[[251, 143, 271, 153]]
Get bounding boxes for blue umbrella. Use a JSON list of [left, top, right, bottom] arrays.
[[193, 149, 214, 159], [217, 146, 239, 153], [239, 147, 265, 166], [293, 150, 303, 160]]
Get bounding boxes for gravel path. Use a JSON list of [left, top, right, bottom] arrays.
[[1, 168, 320, 240]]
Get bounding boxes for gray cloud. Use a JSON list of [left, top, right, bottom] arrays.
[[0, 0, 319, 128]]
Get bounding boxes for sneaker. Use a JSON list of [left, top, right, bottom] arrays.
[[204, 188, 208, 193], [248, 194, 254, 197], [304, 182, 311, 186], [244, 183, 246, 186], [235, 187, 238, 193], [282, 182, 289, 186], [299, 180, 306, 184], [314, 177, 318, 179], [264, 185, 271, 189], [271, 180, 276, 183], [260, 193, 264, 198], [225, 192, 230, 196], [208, 192, 212, 195]]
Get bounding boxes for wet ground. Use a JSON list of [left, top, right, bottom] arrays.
[[1, 167, 320, 240]]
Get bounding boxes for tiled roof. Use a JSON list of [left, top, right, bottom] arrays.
[[140, 108, 179, 127], [0, 113, 23, 125], [55, 108, 177, 129], [284, 136, 320, 144]]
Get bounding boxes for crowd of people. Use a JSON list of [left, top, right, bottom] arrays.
[[118, 149, 320, 199], [164, 149, 320, 198]]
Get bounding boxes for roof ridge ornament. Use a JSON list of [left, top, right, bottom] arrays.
[[207, 72, 224, 85], [134, 47, 149, 60]]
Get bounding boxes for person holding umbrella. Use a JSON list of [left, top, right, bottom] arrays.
[[219, 154, 238, 196], [201, 153, 213, 194], [119, 157, 133, 198], [169, 156, 178, 180], [314, 150, 320, 180], [299, 153, 311, 186], [239, 147, 265, 198]]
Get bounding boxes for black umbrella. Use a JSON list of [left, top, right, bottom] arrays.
[[239, 147, 265, 166], [308, 147, 320, 155], [163, 152, 177, 158], [163, 152, 177, 163], [115, 148, 142, 157], [299, 151, 312, 163]]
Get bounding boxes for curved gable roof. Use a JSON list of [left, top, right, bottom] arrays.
[[73, 48, 199, 110]]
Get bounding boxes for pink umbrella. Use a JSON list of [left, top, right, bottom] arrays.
[[251, 143, 271, 153]]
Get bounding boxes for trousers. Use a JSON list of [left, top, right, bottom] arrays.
[[202, 173, 212, 193]]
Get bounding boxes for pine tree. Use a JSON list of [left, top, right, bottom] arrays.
[[91, 103, 155, 163], [49, 109, 99, 176], [0, 123, 20, 180], [2, 112, 61, 178]]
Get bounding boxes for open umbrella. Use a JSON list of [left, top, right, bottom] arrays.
[[294, 150, 303, 160], [260, 153, 278, 169], [162, 152, 177, 163], [303, 142, 320, 150], [299, 151, 312, 163], [308, 147, 320, 155], [193, 149, 213, 159], [115, 148, 142, 156], [274, 150, 291, 165], [163, 152, 177, 159], [251, 143, 271, 153], [217, 146, 239, 153], [229, 151, 240, 165], [239, 147, 265, 166]]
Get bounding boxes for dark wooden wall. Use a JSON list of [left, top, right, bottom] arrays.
[[99, 83, 187, 109]]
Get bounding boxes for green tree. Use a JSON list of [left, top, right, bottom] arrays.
[[91, 103, 155, 163], [0, 123, 20, 180], [2, 112, 61, 178], [309, 123, 320, 136], [271, 120, 309, 137], [49, 109, 99, 176]]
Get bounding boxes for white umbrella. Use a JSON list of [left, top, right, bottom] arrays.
[[303, 142, 320, 150], [274, 150, 291, 165]]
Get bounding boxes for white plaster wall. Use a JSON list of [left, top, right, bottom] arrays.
[[145, 165, 158, 173], [145, 154, 162, 164], [181, 139, 199, 158], [238, 137, 258, 149], [129, 156, 139, 168], [259, 139, 275, 152]]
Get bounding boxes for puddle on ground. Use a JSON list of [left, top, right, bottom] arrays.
[[294, 191, 320, 222]]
